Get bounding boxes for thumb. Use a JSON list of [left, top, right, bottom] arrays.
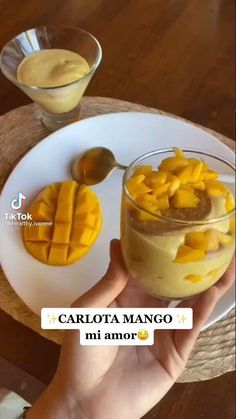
[[72, 239, 128, 308]]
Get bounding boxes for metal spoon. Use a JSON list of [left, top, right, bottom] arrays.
[[71, 146, 235, 186], [71, 147, 127, 185]]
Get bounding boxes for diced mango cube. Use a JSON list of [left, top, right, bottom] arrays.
[[133, 165, 152, 176], [25, 242, 50, 262], [74, 213, 96, 228], [172, 189, 200, 208], [93, 216, 102, 234], [167, 174, 180, 197], [154, 170, 168, 184], [71, 226, 93, 246], [186, 229, 221, 253], [91, 202, 100, 215], [126, 177, 151, 197], [192, 162, 203, 182], [135, 197, 158, 213], [52, 223, 71, 244], [127, 174, 145, 186], [184, 274, 204, 283], [174, 148, 185, 158], [132, 186, 150, 197], [153, 183, 170, 197], [193, 181, 206, 191], [48, 244, 68, 265], [79, 228, 93, 246], [176, 164, 194, 184], [156, 194, 169, 210], [205, 180, 228, 197], [55, 202, 73, 223], [159, 156, 188, 172], [24, 225, 52, 242], [75, 190, 97, 213], [30, 202, 54, 222], [145, 171, 167, 187], [174, 245, 205, 263], [201, 161, 209, 172], [188, 158, 201, 166], [205, 229, 219, 251], [179, 183, 193, 191], [217, 232, 233, 247], [137, 211, 160, 221], [35, 183, 60, 209], [185, 231, 209, 251], [50, 183, 61, 194], [138, 193, 157, 203], [201, 170, 218, 181], [57, 181, 77, 204]]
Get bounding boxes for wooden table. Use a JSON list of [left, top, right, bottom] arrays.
[[0, 1, 234, 418]]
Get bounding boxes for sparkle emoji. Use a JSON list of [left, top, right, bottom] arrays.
[[177, 314, 187, 324], [48, 314, 57, 324], [137, 329, 149, 341]]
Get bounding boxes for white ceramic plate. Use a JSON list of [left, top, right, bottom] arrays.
[[0, 112, 234, 329]]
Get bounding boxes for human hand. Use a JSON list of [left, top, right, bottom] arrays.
[[28, 240, 235, 419]]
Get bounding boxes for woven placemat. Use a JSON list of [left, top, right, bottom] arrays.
[[0, 96, 235, 383]]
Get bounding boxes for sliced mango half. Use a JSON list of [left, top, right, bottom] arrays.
[[23, 181, 102, 266]]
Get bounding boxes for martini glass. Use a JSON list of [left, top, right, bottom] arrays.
[[0, 25, 102, 131]]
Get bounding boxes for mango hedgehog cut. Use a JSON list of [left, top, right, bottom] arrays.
[[22, 181, 102, 265]]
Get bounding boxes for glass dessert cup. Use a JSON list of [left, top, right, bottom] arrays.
[[0, 25, 102, 131], [121, 149, 235, 300]]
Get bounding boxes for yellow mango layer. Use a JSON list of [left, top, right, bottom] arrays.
[[23, 181, 102, 266]]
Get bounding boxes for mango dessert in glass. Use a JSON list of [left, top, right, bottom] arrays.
[[121, 148, 235, 300], [0, 26, 102, 130]]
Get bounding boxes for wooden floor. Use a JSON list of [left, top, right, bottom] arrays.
[[0, 1, 235, 418]]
